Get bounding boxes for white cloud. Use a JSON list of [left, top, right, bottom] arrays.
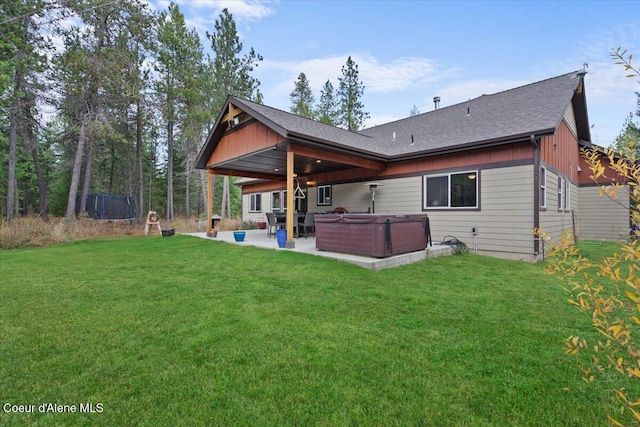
[[174, 0, 275, 22], [434, 79, 529, 108], [260, 53, 454, 106], [355, 54, 450, 93], [145, 0, 276, 45]]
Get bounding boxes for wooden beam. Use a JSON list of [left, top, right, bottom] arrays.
[[221, 103, 243, 124], [209, 167, 285, 182], [206, 170, 214, 236], [286, 149, 295, 248], [289, 143, 386, 171]]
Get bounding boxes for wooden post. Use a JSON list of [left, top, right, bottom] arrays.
[[286, 149, 295, 248], [206, 170, 216, 237]]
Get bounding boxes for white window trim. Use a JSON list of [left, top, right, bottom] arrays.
[[423, 170, 478, 210], [317, 185, 332, 206], [540, 166, 547, 209], [565, 179, 571, 212], [249, 193, 261, 213], [271, 191, 282, 212], [558, 177, 564, 212]]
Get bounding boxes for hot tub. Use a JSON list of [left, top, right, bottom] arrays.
[[314, 214, 431, 258]]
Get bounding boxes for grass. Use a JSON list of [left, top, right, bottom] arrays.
[[0, 215, 243, 250], [0, 236, 636, 426]]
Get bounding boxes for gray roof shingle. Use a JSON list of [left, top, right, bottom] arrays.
[[360, 70, 585, 157], [201, 71, 586, 168]]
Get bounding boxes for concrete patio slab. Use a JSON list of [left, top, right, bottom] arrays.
[[184, 229, 452, 270]]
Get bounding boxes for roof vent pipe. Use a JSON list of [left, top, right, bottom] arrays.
[[433, 96, 440, 110]]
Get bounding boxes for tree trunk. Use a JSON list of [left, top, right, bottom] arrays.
[[65, 122, 87, 221], [7, 50, 24, 221], [80, 137, 94, 215], [23, 92, 46, 217], [200, 169, 207, 217], [185, 154, 191, 218], [7, 93, 19, 221], [31, 145, 46, 218], [124, 116, 133, 198], [211, 174, 217, 214], [136, 98, 144, 220], [226, 176, 231, 218], [221, 175, 228, 219], [108, 139, 115, 194], [167, 120, 174, 220]]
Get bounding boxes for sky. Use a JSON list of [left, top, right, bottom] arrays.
[[147, 0, 640, 146]]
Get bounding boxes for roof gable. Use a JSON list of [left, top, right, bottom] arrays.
[[196, 71, 590, 170], [360, 70, 588, 158]]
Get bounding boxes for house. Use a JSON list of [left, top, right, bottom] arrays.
[[195, 71, 631, 261]]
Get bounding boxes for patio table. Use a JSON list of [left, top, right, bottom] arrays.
[[274, 212, 306, 236]]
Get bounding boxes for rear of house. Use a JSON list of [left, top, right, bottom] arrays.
[[198, 70, 631, 261]]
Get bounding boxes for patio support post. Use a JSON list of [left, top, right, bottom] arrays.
[[286, 148, 295, 248], [206, 170, 215, 237]]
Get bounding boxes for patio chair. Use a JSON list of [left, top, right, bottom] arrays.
[[266, 212, 278, 238], [300, 212, 315, 238], [293, 212, 300, 238]]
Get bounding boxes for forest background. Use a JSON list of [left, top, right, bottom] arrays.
[[0, 0, 370, 223]]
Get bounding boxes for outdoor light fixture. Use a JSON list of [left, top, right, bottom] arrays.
[[365, 182, 382, 214]]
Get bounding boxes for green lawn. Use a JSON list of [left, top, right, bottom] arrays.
[[0, 236, 635, 426]]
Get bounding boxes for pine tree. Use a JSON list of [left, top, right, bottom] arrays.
[[1, 0, 49, 220], [337, 56, 369, 131], [156, 2, 205, 220], [316, 79, 338, 126], [55, 0, 153, 221], [290, 72, 315, 118], [613, 94, 640, 157], [206, 8, 262, 107], [206, 8, 262, 219]]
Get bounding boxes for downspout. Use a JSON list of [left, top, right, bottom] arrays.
[[531, 135, 541, 256]]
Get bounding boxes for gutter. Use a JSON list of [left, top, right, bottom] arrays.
[[531, 135, 541, 256], [388, 129, 556, 162]]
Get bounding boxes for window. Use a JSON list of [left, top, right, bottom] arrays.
[[317, 185, 332, 206], [249, 193, 261, 212], [423, 171, 478, 209], [558, 177, 564, 212], [540, 167, 547, 209], [272, 191, 282, 212], [565, 179, 571, 211]]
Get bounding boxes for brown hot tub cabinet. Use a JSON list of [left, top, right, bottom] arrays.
[[314, 214, 431, 258]]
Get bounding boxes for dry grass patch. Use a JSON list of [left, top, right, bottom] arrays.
[[0, 215, 244, 249]]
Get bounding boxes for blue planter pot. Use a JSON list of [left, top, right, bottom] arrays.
[[276, 229, 287, 248], [233, 231, 246, 242]]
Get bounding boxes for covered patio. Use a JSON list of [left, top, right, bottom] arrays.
[[186, 229, 452, 271], [195, 97, 388, 249]]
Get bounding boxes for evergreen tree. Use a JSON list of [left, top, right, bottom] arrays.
[[206, 8, 262, 218], [55, 0, 153, 221], [410, 105, 420, 116], [206, 8, 263, 107], [337, 56, 369, 131], [1, 0, 49, 220], [612, 93, 640, 157], [316, 79, 338, 126], [290, 72, 315, 118], [155, 2, 205, 220]]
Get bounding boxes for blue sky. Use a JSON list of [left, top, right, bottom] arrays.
[[150, 0, 640, 145]]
